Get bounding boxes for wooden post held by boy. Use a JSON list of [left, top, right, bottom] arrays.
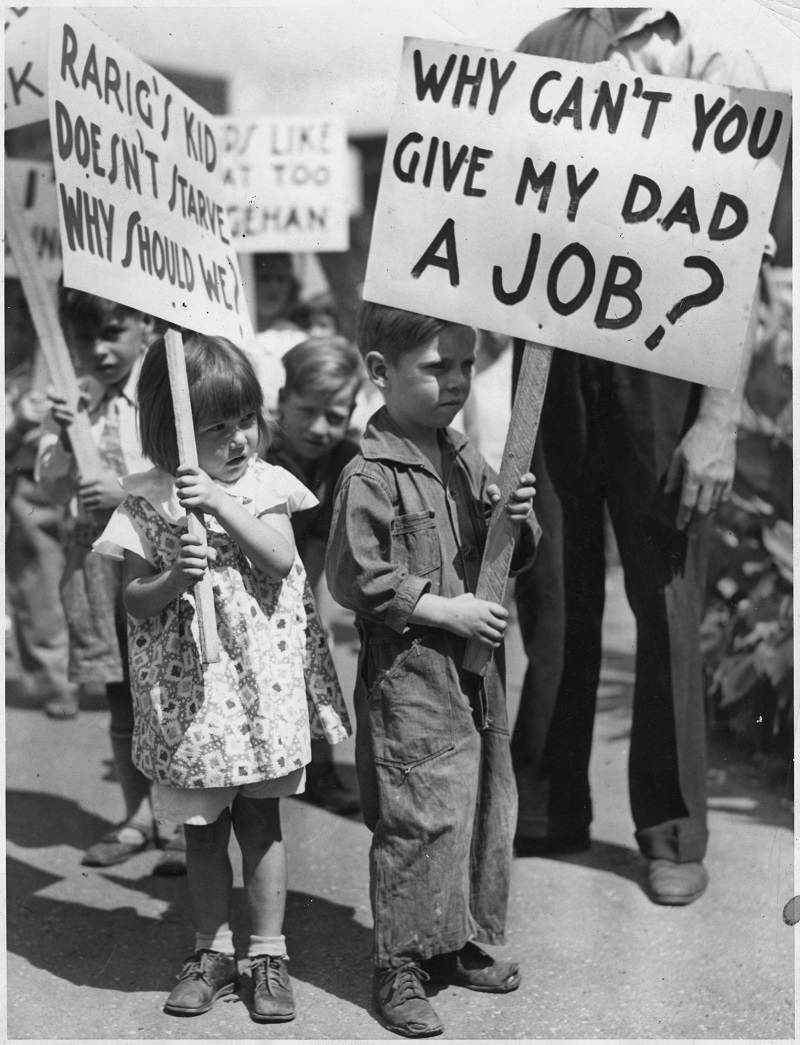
[[463, 341, 553, 676], [164, 327, 221, 665], [4, 181, 106, 484]]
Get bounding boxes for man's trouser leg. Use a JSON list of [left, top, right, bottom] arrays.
[[607, 488, 710, 862]]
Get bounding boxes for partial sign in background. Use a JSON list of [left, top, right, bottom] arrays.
[[5, 6, 49, 130], [47, 8, 252, 347], [364, 38, 791, 390], [220, 115, 350, 253], [5, 159, 62, 282]]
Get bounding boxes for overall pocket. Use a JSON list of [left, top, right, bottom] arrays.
[[390, 510, 440, 577], [366, 633, 454, 770]]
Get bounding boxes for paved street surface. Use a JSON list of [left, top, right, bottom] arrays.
[[5, 567, 795, 1040]]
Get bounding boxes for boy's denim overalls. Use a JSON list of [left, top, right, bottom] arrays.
[[327, 407, 539, 967]]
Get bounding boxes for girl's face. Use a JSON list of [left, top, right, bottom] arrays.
[[195, 409, 260, 483]]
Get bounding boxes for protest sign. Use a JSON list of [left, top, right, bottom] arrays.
[[5, 184, 105, 483], [364, 38, 791, 390], [5, 6, 49, 130], [48, 9, 252, 346], [220, 115, 350, 253], [5, 159, 62, 282]]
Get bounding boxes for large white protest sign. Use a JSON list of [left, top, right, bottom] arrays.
[[5, 6, 49, 130], [364, 38, 791, 390], [5, 159, 62, 282], [48, 10, 252, 345], [220, 115, 350, 253]]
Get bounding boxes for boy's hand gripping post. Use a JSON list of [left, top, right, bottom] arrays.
[[4, 179, 106, 487], [165, 327, 221, 665], [463, 341, 553, 677]]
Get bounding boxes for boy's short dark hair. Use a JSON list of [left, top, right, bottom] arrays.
[[137, 333, 272, 474], [58, 285, 148, 330], [282, 336, 364, 400], [356, 300, 449, 365]]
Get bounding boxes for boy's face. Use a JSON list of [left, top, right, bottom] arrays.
[[370, 324, 475, 435], [66, 309, 151, 388], [279, 381, 358, 463]]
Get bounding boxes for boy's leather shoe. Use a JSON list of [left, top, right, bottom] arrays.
[[43, 690, 80, 719], [250, 955, 296, 1022], [164, 950, 238, 1016], [373, 962, 444, 1038], [647, 859, 708, 905], [424, 942, 521, 993], [82, 821, 153, 867]]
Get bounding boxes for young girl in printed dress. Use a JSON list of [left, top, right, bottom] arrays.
[[93, 333, 350, 1023]]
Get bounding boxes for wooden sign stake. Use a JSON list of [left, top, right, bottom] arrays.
[[463, 341, 554, 676], [164, 327, 221, 665], [4, 180, 105, 484]]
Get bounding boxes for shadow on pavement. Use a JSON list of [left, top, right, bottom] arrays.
[[7, 789, 111, 850], [515, 839, 644, 890], [8, 843, 374, 1013], [6, 854, 186, 993]]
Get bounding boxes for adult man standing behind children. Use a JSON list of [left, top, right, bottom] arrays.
[[510, 7, 772, 907], [327, 302, 539, 1038]]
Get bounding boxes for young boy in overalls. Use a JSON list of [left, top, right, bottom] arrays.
[[326, 301, 540, 1038]]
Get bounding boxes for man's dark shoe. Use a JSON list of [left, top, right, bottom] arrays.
[[82, 821, 154, 867], [164, 950, 238, 1016], [301, 767, 361, 815], [373, 962, 444, 1038], [250, 955, 296, 1022], [424, 941, 520, 993], [514, 828, 590, 858], [647, 859, 708, 906]]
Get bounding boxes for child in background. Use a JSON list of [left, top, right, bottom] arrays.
[[93, 334, 349, 1022], [326, 302, 540, 1039], [268, 335, 364, 815], [36, 288, 184, 874], [6, 342, 75, 717]]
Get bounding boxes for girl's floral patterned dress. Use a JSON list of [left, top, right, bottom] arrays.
[[94, 456, 350, 789]]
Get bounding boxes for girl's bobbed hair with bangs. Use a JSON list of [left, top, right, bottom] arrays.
[[137, 333, 271, 474]]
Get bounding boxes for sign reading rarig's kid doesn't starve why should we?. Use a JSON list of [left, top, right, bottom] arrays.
[[364, 38, 791, 390], [47, 9, 252, 345]]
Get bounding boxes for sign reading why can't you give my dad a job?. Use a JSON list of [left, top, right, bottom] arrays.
[[220, 115, 350, 253], [363, 38, 791, 390], [47, 9, 253, 345]]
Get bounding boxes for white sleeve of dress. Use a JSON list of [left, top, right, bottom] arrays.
[[252, 463, 319, 518], [92, 498, 158, 564]]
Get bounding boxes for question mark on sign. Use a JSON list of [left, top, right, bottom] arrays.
[[645, 256, 725, 350]]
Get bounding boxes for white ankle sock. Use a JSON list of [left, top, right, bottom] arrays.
[[247, 934, 287, 959], [195, 929, 235, 955]]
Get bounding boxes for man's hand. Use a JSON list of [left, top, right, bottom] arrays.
[[665, 415, 736, 530], [78, 474, 126, 512], [446, 592, 508, 647], [175, 465, 224, 516]]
